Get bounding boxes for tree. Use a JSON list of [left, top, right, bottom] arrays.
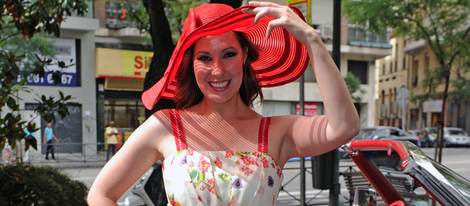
[[344, 72, 365, 102], [344, 0, 470, 163], [0, 0, 87, 159]]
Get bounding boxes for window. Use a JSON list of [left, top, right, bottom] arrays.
[[412, 58, 419, 87], [381, 90, 385, 104], [424, 53, 430, 74], [347, 60, 368, 84], [395, 43, 399, 72], [389, 129, 400, 137], [403, 55, 406, 71]]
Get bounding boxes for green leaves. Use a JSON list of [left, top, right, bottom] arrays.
[[1, 1, 82, 152], [6, 96, 18, 110], [34, 91, 74, 124], [1, 0, 88, 38], [344, 72, 365, 102], [0, 164, 88, 205]]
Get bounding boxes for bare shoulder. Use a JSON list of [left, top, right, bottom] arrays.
[[127, 109, 174, 159], [269, 115, 301, 133]]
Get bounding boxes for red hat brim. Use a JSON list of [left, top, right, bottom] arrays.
[[142, 4, 309, 109]]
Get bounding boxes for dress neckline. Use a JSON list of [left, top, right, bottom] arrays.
[[163, 148, 284, 177]]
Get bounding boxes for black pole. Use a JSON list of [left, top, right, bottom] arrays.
[[300, 73, 306, 206], [329, 0, 341, 205]]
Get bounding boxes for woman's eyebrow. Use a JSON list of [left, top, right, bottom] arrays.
[[195, 51, 210, 55], [222, 47, 237, 52]]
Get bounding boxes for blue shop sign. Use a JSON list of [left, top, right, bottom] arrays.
[[23, 38, 81, 87]]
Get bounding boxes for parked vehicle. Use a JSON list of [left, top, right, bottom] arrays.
[[443, 127, 470, 147], [118, 162, 166, 206], [339, 127, 419, 159], [346, 139, 470, 205], [355, 127, 419, 145], [424, 127, 470, 147]]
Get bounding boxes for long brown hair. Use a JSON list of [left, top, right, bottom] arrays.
[[174, 32, 263, 108]]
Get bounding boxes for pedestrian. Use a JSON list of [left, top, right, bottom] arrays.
[[88, 2, 359, 205], [23, 128, 37, 162], [43, 122, 56, 160], [105, 121, 119, 161], [1, 139, 13, 164]]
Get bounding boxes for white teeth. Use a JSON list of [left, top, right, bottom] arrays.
[[209, 81, 229, 88]]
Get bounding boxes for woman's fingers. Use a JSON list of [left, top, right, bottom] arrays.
[[266, 18, 285, 38], [248, 1, 283, 7], [253, 7, 272, 24], [247, 1, 315, 43]]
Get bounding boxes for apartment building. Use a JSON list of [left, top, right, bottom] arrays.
[[93, 0, 152, 144], [376, 36, 470, 132], [17, 1, 99, 154], [375, 37, 408, 128]]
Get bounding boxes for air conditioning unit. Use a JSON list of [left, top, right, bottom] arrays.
[[320, 24, 333, 40]]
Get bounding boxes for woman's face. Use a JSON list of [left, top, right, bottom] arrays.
[[192, 32, 246, 104]]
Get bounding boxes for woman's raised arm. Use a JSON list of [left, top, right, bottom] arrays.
[[247, 1, 359, 158]]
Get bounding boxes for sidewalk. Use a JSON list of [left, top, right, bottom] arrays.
[[21, 149, 107, 169]]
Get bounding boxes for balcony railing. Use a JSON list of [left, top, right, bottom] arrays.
[[105, 1, 139, 30], [348, 25, 392, 49]]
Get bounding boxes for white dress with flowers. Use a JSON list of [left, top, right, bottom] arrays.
[[162, 109, 283, 206]]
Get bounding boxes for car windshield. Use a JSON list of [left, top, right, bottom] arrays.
[[430, 160, 470, 202], [356, 129, 376, 139], [446, 129, 467, 136]]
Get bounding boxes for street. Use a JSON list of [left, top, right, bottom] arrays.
[[62, 147, 470, 205]]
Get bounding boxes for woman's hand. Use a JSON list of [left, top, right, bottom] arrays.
[[246, 1, 321, 44]]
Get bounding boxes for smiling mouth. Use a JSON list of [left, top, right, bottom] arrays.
[[209, 80, 230, 92]]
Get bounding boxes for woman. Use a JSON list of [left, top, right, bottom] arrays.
[[88, 1, 359, 205]]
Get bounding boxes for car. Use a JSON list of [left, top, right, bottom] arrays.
[[424, 127, 470, 147], [443, 127, 470, 147], [355, 127, 419, 145], [345, 139, 470, 205], [339, 127, 419, 159]]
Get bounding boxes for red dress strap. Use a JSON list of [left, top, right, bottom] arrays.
[[169, 109, 187, 151], [258, 117, 271, 153]]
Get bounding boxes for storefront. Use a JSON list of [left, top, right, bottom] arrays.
[[95, 48, 152, 145]]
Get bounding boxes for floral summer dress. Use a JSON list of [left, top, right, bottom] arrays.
[[162, 109, 283, 206]]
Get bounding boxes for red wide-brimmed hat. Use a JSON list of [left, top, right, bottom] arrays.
[[142, 3, 309, 109]]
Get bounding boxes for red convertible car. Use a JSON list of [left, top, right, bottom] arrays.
[[346, 140, 470, 205]]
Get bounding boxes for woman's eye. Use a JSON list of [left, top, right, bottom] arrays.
[[197, 55, 211, 61], [224, 51, 237, 58]]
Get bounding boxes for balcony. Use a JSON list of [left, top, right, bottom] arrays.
[[348, 25, 392, 49]]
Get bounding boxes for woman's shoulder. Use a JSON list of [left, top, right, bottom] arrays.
[[268, 114, 302, 123]]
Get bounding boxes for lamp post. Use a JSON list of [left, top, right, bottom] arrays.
[[329, 0, 341, 205]]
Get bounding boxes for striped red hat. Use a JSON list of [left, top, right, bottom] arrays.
[[142, 3, 309, 109]]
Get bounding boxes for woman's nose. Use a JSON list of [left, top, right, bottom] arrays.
[[210, 58, 225, 76]]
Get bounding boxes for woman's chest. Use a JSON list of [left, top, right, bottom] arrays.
[[162, 150, 283, 205]]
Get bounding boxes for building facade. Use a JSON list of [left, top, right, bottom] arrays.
[[376, 37, 470, 132], [16, 7, 99, 155], [375, 37, 408, 128], [93, 0, 152, 145]]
